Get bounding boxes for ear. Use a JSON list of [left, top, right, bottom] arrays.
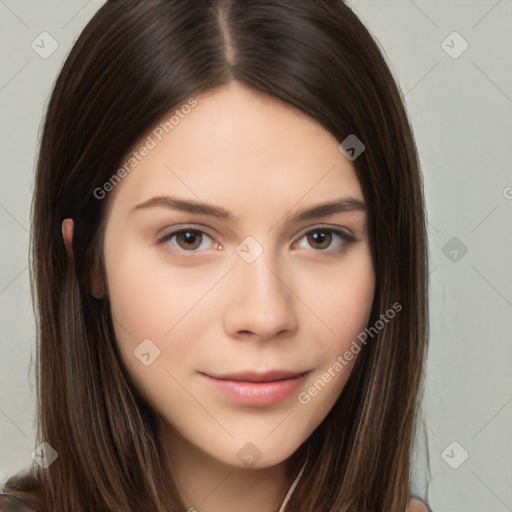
[[61, 218, 105, 299], [62, 218, 74, 252]]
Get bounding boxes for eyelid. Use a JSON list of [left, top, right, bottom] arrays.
[[293, 224, 355, 243], [156, 223, 217, 241]]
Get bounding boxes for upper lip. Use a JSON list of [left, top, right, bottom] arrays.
[[203, 370, 309, 383]]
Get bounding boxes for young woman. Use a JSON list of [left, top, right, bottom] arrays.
[[1, 1, 431, 510]]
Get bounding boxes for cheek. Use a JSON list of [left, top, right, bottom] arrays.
[[297, 247, 375, 350], [104, 236, 220, 336], [295, 248, 374, 406], [102, 235, 228, 382]]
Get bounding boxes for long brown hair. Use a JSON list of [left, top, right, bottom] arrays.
[[2, 0, 429, 510]]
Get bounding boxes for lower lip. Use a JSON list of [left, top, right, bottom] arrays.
[[203, 373, 309, 407]]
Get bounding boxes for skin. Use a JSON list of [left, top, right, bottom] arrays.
[[63, 81, 382, 511]]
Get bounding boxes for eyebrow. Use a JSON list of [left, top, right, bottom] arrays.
[[131, 195, 366, 222]]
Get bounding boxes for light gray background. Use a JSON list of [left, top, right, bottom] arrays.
[[0, 1, 511, 511]]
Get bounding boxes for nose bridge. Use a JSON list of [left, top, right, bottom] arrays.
[[223, 238, 297, 338], [240, 248, 283, 299]]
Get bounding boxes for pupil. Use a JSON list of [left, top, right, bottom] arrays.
[[309, 230, 331, 249], [178, 231, 201, 250]]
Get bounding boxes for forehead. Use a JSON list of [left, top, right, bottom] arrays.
[[108, 82, 363, 212]]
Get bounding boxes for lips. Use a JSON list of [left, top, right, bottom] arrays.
[[205, 370, 309, 383], [200, 369, 310, 406]]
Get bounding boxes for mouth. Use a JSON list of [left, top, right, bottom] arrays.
[[205, 369, 309, 383], [200, 370, 310, 407]]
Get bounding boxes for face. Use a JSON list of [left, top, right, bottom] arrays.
[[99, 82, 375, 470]]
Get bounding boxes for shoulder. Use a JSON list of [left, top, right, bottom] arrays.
[[407, 498, 429, 512], [0, 493, 38, 511]]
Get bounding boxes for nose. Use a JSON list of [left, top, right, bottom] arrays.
[[223, 249, 298, 341]]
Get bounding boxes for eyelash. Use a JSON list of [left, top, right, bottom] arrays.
[[156, 225, 355, 260]]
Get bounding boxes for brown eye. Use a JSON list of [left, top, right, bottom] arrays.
[[306, 229, 332, 250], [156, 225, 222, 261], [174, 230, 204, 250], [294, 227, 354, 256]]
